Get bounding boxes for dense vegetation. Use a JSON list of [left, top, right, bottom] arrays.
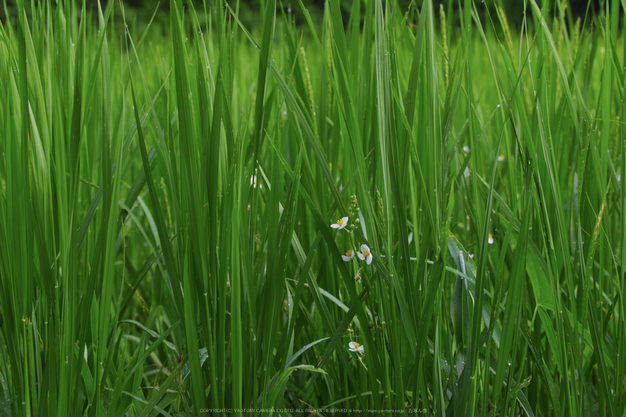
[[1, 0, 625, 416]]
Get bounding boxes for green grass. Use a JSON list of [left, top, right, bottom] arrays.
[[1, 0, 626, 415]]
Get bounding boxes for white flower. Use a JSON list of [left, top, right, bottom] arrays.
[[357, 244, 373, 265], [342, 249, 355, 262], [348, 341, 364, 355], [497, 155, 505, 161], [354, 275, 362, 284], [331, 216, 349, 230], [250, 175, 262, 188], [464, 166, 470, 179], [463, 146, 470, 153], [488, 233, 494, 245]]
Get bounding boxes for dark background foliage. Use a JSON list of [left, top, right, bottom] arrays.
[[1, 0, 607, 30]]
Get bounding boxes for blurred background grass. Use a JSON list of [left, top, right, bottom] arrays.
[[1, 0, 606, 30]]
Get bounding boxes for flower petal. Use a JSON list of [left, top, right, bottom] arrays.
[[360, 244, 370, 252], [357, 252, 365, 261], [341, 250, 355, 262], [331, 223, 341, 229], [366, 254, 373, 265]]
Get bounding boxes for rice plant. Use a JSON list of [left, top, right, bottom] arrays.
[[1, 0, 625, 415]]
